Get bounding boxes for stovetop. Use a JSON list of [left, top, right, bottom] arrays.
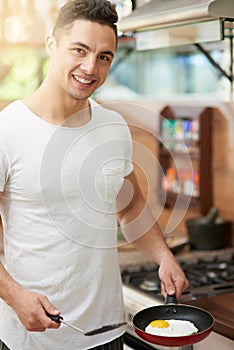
[[121, 253, 234, 303]]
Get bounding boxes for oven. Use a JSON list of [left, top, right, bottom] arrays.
[[121, 249, 234, 350]]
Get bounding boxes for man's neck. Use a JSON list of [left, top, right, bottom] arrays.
[[22, 87, 91, 127]]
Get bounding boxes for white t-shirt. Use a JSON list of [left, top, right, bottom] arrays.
[[0, 99, 133, 350]]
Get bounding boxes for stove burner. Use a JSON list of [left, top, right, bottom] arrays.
[[139, 279, 160, 292], [121, 253, 234, 302]]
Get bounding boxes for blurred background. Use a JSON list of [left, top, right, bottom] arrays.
[[0, 0, 230, 102]]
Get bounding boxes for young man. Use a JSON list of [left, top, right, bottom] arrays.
[[0, 1, 189, 349]]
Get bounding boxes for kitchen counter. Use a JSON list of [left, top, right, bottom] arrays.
[[185, 293, 234, 341], [118, 243, 234, 269]]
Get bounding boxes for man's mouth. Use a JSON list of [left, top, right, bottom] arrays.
[[72, 75, 94, 85]]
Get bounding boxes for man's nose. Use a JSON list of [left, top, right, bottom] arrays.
[[80, 56, 97, 74]]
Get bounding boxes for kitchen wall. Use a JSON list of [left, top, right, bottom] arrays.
[[102, 99, 234, 247]]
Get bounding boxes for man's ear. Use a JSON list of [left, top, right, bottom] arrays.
[[45, 34, 57, 55]]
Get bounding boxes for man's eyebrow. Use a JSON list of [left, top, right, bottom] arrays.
[[71, 41, 115, 57]]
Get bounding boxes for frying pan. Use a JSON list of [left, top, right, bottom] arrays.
[[132, 294, 214, 347]]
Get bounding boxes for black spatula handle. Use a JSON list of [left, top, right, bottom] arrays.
[[46, 312, 63, 323]]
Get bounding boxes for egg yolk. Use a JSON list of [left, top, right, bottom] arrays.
[[149, 320, 169, 328]]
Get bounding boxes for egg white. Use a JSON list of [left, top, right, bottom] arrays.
[[145, 319, 199, 337]]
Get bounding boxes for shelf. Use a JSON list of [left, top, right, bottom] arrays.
[[158, 105, 213, 215]]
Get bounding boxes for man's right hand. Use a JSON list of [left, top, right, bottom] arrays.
[[8, 283, 61, 332], [0, 252, 61, 332]]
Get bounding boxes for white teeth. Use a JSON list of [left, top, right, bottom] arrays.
[[73, 75, 92, 84]]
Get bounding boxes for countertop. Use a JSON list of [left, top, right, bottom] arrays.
[[118, 244, 234, 269], [185, 293, 234, 341]]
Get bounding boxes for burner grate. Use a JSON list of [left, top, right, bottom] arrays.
[[121, 254, 234, 301]]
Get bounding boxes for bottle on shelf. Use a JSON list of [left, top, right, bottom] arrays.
[[193, 171, 200, 197], [161, 118, 176, 151], [159, 106, 212, 214], [161, 117, 200, 154], [162, 167, 179, 194], [182, 171, 194, 196]]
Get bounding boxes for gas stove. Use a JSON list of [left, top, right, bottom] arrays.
[[121, 253, 234, 303], [121, 250, 234, 350]]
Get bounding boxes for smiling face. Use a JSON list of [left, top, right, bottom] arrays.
[[46, 20, 116, 102]]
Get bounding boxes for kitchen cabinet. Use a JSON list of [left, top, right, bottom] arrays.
[[158, 105, 213, 215]]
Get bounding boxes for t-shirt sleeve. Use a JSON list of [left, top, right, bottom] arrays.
[[0, 138, 9, 192]]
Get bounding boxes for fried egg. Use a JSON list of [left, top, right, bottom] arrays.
[[145, 319, 198, 337]]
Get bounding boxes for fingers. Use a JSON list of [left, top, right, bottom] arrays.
[[39, 296, 61, 329], [161, 277, 175, 296], [161, 274, 189, 300], [10, 286, 61, 332], [158, 257, 189, 301], [43, 299, 60, 317]]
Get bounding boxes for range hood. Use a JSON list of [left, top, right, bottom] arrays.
[[117, 0, 234, 93], [118, 0, 234, 33]]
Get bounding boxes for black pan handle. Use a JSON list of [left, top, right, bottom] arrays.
[[165, 293, 178, 305]]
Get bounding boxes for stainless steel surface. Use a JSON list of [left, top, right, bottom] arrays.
[[118, 0, 234, 33], [60, 319, 85, 334], [134, 20, 221, 50]]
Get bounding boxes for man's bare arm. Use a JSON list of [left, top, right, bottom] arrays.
[[117, 171, 189, 299], [0, 192, 60, 332]]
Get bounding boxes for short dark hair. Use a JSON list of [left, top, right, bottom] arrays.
[[52, 0, 118, 43]]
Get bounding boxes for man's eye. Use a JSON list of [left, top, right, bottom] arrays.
[[98, 55, 109, 62], [74, 48, 85, 54]]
